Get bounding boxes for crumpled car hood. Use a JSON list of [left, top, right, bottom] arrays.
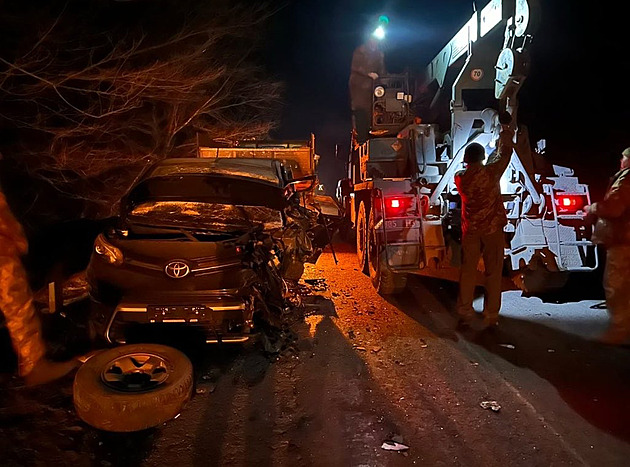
[[128, 201, 283, 232]]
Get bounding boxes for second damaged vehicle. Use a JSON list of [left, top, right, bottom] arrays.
[[87, 157, 332, 345]]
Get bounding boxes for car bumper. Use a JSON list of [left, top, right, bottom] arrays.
[[91, 291, 255, 345]]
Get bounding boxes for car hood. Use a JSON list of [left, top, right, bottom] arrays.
[[125, 201, 283, 233]]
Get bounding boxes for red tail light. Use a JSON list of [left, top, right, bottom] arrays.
[[384, 196, 415, 218], [554, 194, 587, 214]]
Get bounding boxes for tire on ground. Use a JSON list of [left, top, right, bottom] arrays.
[[356, 201, 369, 273], [73, 344, 193, 432], [368, 212, 408, 295]]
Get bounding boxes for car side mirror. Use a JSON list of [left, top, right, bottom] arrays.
[[284, 175, 317, 198]]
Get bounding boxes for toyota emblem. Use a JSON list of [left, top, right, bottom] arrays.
[[165, 261, 190, 279]]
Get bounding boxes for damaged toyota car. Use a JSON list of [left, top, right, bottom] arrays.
[[87, 157, 333, 345]]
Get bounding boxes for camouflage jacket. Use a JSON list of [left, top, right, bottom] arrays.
[[0, 191, 28, 257], [454, 129, 514, 237], [591, 168, 630, 246]]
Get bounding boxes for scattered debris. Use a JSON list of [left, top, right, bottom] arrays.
[[355, 346, 367, 352], [242, 354, 270, 386], [547, 349, 555, 353], [64, 426, 84, 432], [348, 330, 356, 339], [419, 339, 428, 348], [499, 344, 515, 350], [381, 440, 410, 452], [303, 278, 328, 292], [196, 388, 206, 395], [480, 401, 501, 412], [371, 346, 382, 354], [470, 361, 479, 366]]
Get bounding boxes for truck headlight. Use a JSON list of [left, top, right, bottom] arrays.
[[94, 234, 124, 266], [374, 86, 385, 98]]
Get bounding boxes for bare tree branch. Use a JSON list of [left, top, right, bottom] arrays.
[[0, 1, 283, 216]]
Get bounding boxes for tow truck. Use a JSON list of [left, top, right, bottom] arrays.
[[337, 0, 597, 294]]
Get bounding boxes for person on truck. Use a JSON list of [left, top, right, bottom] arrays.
[[587, 147, 630, 344], [454, 121, 514, 328], [349, 35, 386, 143], [0, 181, 78, 385]]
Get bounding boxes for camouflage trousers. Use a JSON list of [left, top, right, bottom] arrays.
[[604, 246, 630, 331], [0, 255, 45, 376]]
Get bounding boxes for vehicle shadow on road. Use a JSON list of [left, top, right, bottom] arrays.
[[469, 317, 630, 443], [186, 296, 462, 466], [385, 274, 630, 444]]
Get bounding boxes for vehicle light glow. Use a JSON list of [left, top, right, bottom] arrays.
[[554, 194, 587, 214], [384, 196, 415, 218]]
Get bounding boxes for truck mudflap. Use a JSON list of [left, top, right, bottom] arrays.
[[507, 165, 598, 274]]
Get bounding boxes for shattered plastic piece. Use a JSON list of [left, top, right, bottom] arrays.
[[480, 401, 501, 412], [499, 344, 515, 349], [381, 440, 410, 452]]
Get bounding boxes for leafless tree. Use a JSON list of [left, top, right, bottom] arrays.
[[0, 1, 283, 216]]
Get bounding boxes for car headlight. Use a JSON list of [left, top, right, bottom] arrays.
[[374, 86, 385, 98], [94, 234, 124, 266]]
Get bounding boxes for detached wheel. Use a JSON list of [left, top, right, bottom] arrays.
[[368, 213, 407, 295], [73, 344, 193, 432], [356, 201, 369, 273]]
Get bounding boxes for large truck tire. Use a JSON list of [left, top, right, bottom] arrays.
[[73, 344, 193, 432], [356, 201, 369, 273], [368, 213, 408, 295]]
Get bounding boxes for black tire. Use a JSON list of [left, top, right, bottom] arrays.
[[356, 201, 369, 273], [338, 219, 356, 244], [73, 344, 193, 432], [368, 213, 408, 295]]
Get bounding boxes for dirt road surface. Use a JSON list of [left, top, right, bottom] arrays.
[[2, 242, 630, 466]]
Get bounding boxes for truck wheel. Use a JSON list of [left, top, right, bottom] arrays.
[[73, 344, 193, 432], [367, 213, 408, 295], [356, 201, 369, 273]]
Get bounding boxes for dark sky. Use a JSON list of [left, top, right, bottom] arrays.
[[264, 0, 629, 195]]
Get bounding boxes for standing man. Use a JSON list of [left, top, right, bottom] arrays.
[[349, 34, 386, 143], [587, 147, 630, 344], [455, 116, 514, 327], [0, 182, 77, 385]]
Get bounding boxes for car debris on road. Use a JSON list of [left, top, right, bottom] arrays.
[[480, 400, 502, 412]]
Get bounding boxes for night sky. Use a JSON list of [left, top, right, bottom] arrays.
[[264, 0, 629, 198]]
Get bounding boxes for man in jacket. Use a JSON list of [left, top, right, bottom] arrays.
[[455, 120, 514, 327], [0, 184, 77, 384], [587, 147, 630, 344], [349, 36, 386, 143]]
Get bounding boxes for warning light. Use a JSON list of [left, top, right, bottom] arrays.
[[554, 194, 587, 215], [373, 25, 386, 40], [384, 196, 415, 218]]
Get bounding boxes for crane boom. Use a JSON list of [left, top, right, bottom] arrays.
[[425, 0, 536, 95]]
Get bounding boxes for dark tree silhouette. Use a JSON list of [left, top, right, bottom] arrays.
[[0, 0, 282, 216]]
